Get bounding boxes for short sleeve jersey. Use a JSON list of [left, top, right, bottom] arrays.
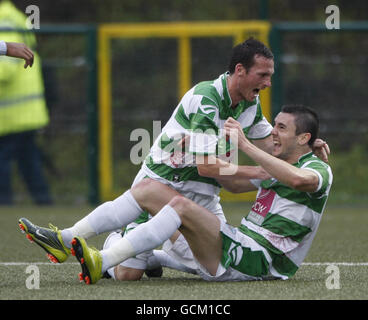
[[240, 152, 333, 279], [143, 72, 273, 196]]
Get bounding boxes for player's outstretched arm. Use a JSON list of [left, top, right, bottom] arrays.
[[216, 176, 259, 193], [5, 42, 34, 68], [196, 154, 270, 181]]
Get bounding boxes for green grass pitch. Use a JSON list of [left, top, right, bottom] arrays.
[[0, 203, 367, 300]]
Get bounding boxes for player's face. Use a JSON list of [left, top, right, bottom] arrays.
[[271, 112, 299, 162], [236, 55, 274, 102]]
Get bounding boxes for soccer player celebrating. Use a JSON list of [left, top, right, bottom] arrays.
[[21, 105, 332, 284], [18, 38, 330, 283], [69, 105, 332, 283]]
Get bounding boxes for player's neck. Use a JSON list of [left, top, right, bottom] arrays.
[[286, 147, 312, 164], [226, 75, 242, 109]]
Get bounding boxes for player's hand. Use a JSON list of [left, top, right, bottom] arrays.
[[224, 117, 251, 151], [312, 139, 330, 163], [177, 134, 190, 149], [6, 42, 34, 68]]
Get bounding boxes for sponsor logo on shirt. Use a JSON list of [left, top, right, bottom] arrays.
[[247, 188, 276, 226]]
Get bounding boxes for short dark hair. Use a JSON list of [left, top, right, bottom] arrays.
[[281, 105, 319, 147], [228, 37, 274, 74]]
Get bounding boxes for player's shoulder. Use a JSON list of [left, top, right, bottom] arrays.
[[300, 152, 328, 166], [299, 153, 333, 177], [193, 80, 218, 99], [192, 73, 227, 105]]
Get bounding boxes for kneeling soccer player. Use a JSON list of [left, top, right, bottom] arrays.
[[20, 105, 332, 283]]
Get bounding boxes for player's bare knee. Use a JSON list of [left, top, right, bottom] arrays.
[[131, 178, 157, 204], [114, 266, 144, 281], [169, 195, 191, 219], [132, 178, 155, 193]]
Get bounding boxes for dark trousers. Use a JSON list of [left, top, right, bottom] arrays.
[[0, 131, 52, 205]]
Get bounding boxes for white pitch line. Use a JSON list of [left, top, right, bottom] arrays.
[[302, 262, 368, 266], [0, 262, 79, 266], [0, 262, 368, 266]]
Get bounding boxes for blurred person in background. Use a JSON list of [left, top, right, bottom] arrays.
[[0, 0, 52, 205]]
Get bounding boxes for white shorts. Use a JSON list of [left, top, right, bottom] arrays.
[[195, 220, 283, 282]]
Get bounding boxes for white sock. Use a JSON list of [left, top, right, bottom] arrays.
[[105, 246, 196, 280], [125, 205, 182, 254], [61, 190, 143, 248], [100, 237, 136, 274], [103, 232, 124, 280], [61, 219, 95, 249], [150, 250, 197, 274], [100, 205, 182, 273], [106, 267, 116, 279]]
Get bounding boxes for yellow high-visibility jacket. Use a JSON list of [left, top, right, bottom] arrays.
[[0, 0, 48, 136]]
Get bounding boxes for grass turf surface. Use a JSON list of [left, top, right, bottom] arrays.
[[1, 203, 367, 300]]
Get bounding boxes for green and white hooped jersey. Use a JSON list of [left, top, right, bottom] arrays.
[[240, 152, 333, 279], [142, 72, 272, 196]]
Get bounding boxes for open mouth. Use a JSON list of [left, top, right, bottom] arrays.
[[253, 88, 260, 95]]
